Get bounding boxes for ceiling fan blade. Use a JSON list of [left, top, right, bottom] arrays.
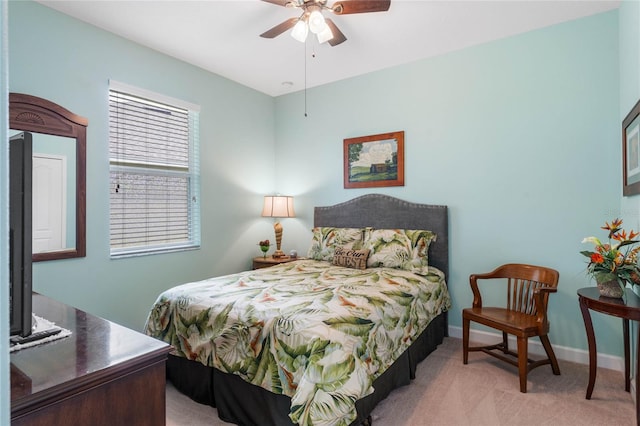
[[325, 19, 347, 46], [332, 0, 391, 15], [260, 17, 299, 39], [261, 0, 294, 7]]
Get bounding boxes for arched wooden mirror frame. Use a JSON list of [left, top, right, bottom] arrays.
[[9, 93, 87, 261]]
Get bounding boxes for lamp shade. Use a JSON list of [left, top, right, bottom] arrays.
[[316, 25, 334, 44], [290, 19, 308, 43], [262, 196, 295, 218], [308, 10, 327, 34]]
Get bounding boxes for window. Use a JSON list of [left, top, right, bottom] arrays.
[[109, 81, 200, 257]]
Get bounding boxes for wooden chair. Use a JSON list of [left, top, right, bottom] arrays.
[[462, 263, 560, 393]]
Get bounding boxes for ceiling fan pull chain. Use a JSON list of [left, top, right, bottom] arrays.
[[304, 40, 308, 117]]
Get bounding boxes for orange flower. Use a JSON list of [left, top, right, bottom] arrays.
[[602, 218, 624, 238], [614, 230, 628, 241], [615, 253, 625, 266], [602, 218, 623, 231], [590, 253, 604, 264]]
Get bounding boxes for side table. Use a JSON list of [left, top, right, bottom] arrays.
[[252, 255, 297, 270], [578, 287, 640, 425]]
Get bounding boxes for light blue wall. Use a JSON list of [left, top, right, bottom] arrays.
[[275, 10, 622, 354], [8, 1, 278, 332], [2, 5, 635, 418]]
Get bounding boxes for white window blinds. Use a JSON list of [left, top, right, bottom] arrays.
[[109, 83, 200, 257]]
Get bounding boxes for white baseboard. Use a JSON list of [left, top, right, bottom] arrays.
[[449, 325, 625, 373]]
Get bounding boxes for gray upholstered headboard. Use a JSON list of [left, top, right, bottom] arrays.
[[314, 194, 449, 278]]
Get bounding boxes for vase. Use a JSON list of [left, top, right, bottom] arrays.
[[595, 273, 626, 298]]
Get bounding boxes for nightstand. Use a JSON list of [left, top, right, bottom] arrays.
[[252, 256, 297, 270]]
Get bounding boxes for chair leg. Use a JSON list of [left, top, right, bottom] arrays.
[[517, 336, 528, 393], [463, 316, 470, 364], [540, 335, 561, 375], [502, 331, 509, 353]]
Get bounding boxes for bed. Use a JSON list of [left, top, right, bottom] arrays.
[[144, 194, 450, 425]]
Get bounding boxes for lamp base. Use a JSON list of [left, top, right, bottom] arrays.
[[272, 250, 286, 258]]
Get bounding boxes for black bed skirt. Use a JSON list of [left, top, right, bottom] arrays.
[[167, 312, 447, 426]]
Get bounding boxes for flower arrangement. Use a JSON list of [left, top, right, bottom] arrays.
[[258, 239, 270, 258], [581, 218, 640, 286]]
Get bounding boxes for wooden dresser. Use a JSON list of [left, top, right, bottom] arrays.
[[10, 293, 171, 425]]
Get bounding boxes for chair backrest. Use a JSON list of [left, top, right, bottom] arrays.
[[491, 263, 559, 315]]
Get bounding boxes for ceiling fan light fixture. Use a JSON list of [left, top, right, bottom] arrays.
[[291, 19, 308, 42], [308, 10, 327, 34], [316, 25, 333, 44], [262, 0, 391, 47]]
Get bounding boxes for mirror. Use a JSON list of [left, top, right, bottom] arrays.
[[9, 93, 87, 261]]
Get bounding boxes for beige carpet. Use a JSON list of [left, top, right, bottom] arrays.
[[166, 337, 636, 425]]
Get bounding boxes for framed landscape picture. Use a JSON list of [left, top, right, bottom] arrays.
[[623, 99, 640, 196], [343, 131, 404, 189]]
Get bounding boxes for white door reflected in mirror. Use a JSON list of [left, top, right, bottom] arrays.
[[32, 154, 67, 253]]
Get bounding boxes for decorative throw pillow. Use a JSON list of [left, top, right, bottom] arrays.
[[307, 227, 364, 262], [332, 247, 370, 270], [363, 228, 437, 275]]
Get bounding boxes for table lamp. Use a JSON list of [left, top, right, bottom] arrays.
[[261, 195, 295, 258]]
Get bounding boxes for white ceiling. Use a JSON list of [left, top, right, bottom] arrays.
[[37, 0, 620, 97]]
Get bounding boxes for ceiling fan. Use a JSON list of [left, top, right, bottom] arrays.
[[260, 0, 391, 47]]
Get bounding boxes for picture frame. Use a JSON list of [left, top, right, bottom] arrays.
[[343, 131, 404, 189], [623, 99, 640, 196]]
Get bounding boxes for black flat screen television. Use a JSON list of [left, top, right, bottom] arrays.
[[9, 131, 33, 337]]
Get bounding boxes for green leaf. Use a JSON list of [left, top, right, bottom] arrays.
[[618, 240, 639, 248], [323, 316, 374, 337], [381, 290, 414, 306]]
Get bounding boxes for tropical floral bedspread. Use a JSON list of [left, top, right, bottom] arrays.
[[144, 259, 451, 426]]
